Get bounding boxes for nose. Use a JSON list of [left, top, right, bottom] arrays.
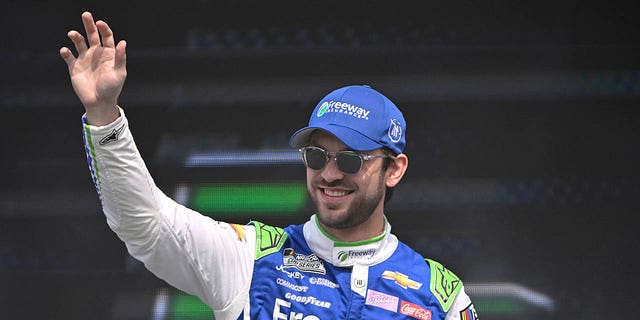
[[320, 156, 345, 182]]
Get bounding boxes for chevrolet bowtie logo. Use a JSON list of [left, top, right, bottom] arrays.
[[382, 271, 423, 290]]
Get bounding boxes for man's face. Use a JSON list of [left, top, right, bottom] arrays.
[[306, 131, 388, 230]]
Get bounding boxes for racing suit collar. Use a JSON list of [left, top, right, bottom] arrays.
[[303, 214, 399, 267]]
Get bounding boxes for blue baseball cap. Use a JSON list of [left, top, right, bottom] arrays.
[[289, 85, 406, 154]]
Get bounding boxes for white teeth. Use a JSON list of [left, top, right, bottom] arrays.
[[324, 189, 349, 197]]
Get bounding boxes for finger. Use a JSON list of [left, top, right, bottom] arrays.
[[59, 47, 76, 66], [96, 20, 115, 48], [115, 40, 127, 70], [67, 30, 88, 55], [81, 11, 101, 47]]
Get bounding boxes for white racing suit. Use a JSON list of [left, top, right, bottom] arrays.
[[82, 108, 478, 320]]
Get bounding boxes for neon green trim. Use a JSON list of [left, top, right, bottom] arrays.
[[427, 258, 462, 312], [314, 215, 387, 247], [314, 216, 340, 241], [250, 221, 288, 260], [84, 124, 100, 186]]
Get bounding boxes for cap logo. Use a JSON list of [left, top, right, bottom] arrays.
[[388, 119, 403, 143], [317, 102, 330, 117], [316, 100, 370, 120]]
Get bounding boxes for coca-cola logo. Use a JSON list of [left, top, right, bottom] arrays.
[[400, 301, 432, 320]]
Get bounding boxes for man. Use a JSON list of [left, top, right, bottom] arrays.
[[61, 11, 478, 320]]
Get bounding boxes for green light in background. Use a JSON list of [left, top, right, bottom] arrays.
[[465, 282, 555, 316], [474, 298, 527, 315], [191, 181, 308, 216], [170, 292, 214, 319]]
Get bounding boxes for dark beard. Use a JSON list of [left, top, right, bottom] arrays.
[[311, 171, 386, 229]]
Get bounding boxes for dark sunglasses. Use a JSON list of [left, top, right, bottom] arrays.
[[299, 146, 393, 175]]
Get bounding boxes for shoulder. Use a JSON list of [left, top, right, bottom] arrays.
[[424, 258, 464, 313], [388, 241, 465, 312], [249, 221, 308, 260], [249, 221, 290, 260]]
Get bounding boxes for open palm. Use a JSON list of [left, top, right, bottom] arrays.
[[60, 12, 127, 125]]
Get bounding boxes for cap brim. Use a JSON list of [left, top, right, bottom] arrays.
[[289, 124, 383, 151]]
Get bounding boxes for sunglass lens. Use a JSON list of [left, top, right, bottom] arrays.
[[337, 153, 363, 174], [305, 148, 327, 170]]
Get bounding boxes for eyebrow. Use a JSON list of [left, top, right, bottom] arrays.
[[307, 140, 351, 153], [307, 133, 371, 154], [307, 136, 340, 151]]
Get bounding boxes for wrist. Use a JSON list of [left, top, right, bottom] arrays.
[[85, 105, 120, 126]]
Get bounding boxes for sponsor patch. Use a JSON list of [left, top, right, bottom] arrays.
[[382, 270, 423, 290], [309, 277, 339, 289], [276, 278, 309, 293], [460, 303, 479, 320], [283, 248, 326, 275], [316, 100, 371, 120], [284, 292, 331, 308], [230, 223, 246, 242], [99, 124, 125, 145], [274, 298, 321, 320], [336, 249, 376, 262], [388, 118, 403, 143], [365, 289, 399, 312], [400, 301, 432, 320], [276, 265, 305, 280]]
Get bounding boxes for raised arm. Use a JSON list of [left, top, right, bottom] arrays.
[[60, 13, 256, 318], [60, 11, 126, 126]]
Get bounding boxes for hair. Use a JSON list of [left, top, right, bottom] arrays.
[[381, 147, 398, 205]]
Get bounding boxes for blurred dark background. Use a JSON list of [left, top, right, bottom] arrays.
[[1, 0, 639, 319]]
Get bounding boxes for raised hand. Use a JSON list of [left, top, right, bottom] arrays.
[[60, 12, 127, 126]]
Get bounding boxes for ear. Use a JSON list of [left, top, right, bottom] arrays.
[[385, 153, 408, 188]]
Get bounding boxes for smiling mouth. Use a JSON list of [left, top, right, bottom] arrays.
[[321, 188, 352, 197]]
